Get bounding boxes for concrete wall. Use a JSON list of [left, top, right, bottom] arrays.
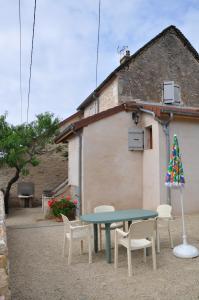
[[142, 116, 199, 215], [0, 144, 68, 207], [141, 114, 161, 210], [159, 118, 199, 215], [118, 29, 199, 106], [81, 111, 143, 213], [68, 135, 79, 187], [67, 109, 199, 215]]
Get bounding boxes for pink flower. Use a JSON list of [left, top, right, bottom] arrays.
[[73, 199, 78, 205], [66, 195, 71, 201]]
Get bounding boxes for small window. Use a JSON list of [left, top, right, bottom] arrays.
[[144, 126, 153, 150]]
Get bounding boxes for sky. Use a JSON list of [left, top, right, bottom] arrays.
[[0, 0, 199, 125]]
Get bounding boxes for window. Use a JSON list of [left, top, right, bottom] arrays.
[[144, 126, 153, 150]]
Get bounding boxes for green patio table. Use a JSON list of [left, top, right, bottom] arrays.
[[80, 209, 158, 263]]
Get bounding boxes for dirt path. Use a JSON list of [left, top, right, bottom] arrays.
[[6, 208, 199, 300]]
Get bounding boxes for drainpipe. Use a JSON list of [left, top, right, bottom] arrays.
[[139, 108, 173, 205], [78, 133, 82, 215], [159, 114, 173, 205], [139, 108, 155, 119], [71, 127, 82, 216], [159, 112, 173, 205]]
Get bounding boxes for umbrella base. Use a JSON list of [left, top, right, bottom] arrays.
[[173, 244, 199, 258]]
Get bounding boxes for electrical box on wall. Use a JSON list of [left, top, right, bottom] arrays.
[[128, 128, 144, 150]]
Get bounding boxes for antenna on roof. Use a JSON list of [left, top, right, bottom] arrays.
[[117, 45, 130, 65], [117, 45, 128, 59]]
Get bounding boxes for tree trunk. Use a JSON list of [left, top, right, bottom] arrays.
[[4, 168, 20, 214]]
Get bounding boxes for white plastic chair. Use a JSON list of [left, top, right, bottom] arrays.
[[94, 205, 125, 250], [114, 219, 157, 276], [156, 204, 174, 253], [61, 214, 92, 265]]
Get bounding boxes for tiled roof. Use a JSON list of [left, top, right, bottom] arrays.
[[59, 111, 83, 128], [77, 25, 199, 111], [55, 101, 199, 143]]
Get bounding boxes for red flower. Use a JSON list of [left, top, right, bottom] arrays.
[[48, 199, 56, 208], [66, 195, 71, 201]]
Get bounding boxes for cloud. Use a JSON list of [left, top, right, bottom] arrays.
[[0, 0, 198, 124]]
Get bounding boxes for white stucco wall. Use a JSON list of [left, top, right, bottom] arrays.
[[68, 135, 79, 186], [141, 115, 162, 210], [81, 111, 143, 213], [159, 118, 199, 215], [68, 110, 199, 215], [140, 114, 199, 215]]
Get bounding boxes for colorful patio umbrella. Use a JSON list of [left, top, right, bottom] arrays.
[[165, 134, 198, 258]]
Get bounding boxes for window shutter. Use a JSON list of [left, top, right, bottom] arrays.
[[163, 81, 174, 103], [128, 128, 144, 151], [174, 84, 181, 102]]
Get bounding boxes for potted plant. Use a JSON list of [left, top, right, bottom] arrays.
[[48, 195, 78, 221]]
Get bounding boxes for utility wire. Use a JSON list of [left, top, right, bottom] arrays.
[[18, 0, 23, 123], [95, 0, 101, 88], [26, 0, 37, 123]]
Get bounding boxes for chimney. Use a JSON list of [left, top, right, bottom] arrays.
[[120, 50, 131, 64]]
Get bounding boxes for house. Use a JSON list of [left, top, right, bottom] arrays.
[[56, 25, 199, 215]]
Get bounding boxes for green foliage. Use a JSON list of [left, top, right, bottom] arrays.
[[48, 197, 77, 217], [21, 168, 29, 176], [0, 112, 59, 173]]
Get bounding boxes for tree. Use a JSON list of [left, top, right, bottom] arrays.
[[0, 112, 59, 214]]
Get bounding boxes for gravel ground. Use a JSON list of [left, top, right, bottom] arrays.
[[6, 208, 199, 300]]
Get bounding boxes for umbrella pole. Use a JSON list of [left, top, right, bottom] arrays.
[[173, 187, 199, 258], [180, 187, 187, 245]]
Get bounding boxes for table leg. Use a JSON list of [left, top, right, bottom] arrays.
[[105, 223, 111, 263], [128, 221, 131, 229], [94, 224, 98, 253]]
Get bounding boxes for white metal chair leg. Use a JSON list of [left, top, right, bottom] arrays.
[[63, 236, 67, 257], [68, 239, 72, 265], [88, 236, 92, 264], [143, 248, 147, 263], [156, 226, 160, 253], [127, 247, 132, 277], [114, 232, 118, 269], [80, 240, 83, 254], [152, 239, 156, 270], [168, 222, 174, 249]]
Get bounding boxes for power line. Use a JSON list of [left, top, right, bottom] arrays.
[[95, 0, 101, 88], [26, 0, 37, 123], [18, 0, 23, 123]]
